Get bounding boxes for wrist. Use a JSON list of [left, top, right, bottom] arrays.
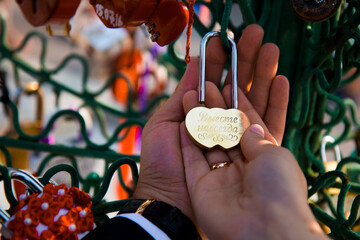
[[133, 184, 193, 221], [119, 199, 200, 240], [265, 202, 327, 240]]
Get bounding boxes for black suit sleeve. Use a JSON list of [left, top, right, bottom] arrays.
[[83, 216, 156, 240]]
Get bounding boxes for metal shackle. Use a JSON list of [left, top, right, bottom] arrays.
[[199, 31, 238, 109], [0, 168, 44, 224], [8, 168, 44, 194], [321, 135, 341, 163]]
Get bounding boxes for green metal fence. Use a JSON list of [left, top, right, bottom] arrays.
[[1, 0, 360, 239]]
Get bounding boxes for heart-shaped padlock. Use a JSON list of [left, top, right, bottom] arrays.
[[89, 0, 189, 46], [145, 0, 190, 46], [15, 0, 81, 35], [185, 31, 250, 150], [0, 168, 94, 240], [15, 0, 81, 26]]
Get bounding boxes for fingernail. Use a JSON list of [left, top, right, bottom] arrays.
[[250, 124, 265, 138], [273, 138, 279, 146]]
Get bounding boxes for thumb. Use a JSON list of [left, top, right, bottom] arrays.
[[240, 124, 275, 162], [240, 124, 309, 197], [152, 57, 200, 122]]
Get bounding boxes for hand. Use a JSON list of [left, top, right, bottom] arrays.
[[180, 123, 327, 239], [134, 24, 287, 221], [179, 25, 327, 239], [132, 56, 200, 219], [182, 24, 288, 173]]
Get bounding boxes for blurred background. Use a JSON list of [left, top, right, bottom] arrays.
[[1, 0, 360, 238], [0, 0, 197, 211]]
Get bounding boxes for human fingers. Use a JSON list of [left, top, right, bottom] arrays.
[[150, 57, 199, 124], [183, 81, 226, 114], [183, 82, 230, 167], [247, 43, 280, 118], [222, 84, 278, 145], [240, 124, 274, 161], [224, 24, 264, 92], [240, 124, 308, 197], [180, 123, 210, 195], [183, 90, 200, 114], [263, 75, 289, 144]]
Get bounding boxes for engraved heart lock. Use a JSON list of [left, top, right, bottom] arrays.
[[185, 31, 250, 150], [89, 0, 189, 46]]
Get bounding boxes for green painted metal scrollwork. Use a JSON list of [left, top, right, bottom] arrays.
[[0, 14, 159, 223], [1, 0, 360, 238]]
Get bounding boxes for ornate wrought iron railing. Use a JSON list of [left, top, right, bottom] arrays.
[[1, 0, 360, 239]]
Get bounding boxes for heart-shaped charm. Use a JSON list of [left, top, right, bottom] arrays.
[[89, 0, 158, 28], [89, 0, 189, 45], [185, 31, 250, 150], [146, 0, 189, 46], [185, 107, 249, 150], [15, 0, 80, 26], [15, 0, 58, 26]]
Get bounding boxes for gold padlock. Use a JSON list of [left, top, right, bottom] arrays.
[[185, 31, 250, 150], [321, 135, 342, 195], [0, 81, 43, 170]]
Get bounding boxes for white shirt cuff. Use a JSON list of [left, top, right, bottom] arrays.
[[116, 213, 171, 240]]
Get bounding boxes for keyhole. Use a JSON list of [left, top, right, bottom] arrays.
[[32, 0, 37, 14]]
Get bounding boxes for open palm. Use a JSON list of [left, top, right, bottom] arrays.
[[179, 25, 327, 240], [134, 24, 289, 222]]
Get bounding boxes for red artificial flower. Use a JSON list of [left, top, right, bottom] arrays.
[[68, 187, 92, 209], [27, 193, 61, 225], [40, 230, 54, 240], [53, 230, 78, 240], [43, 184, 69, 196], [13, 193, 39, 214], [7, 210, 39, 240], [48, 212, 79, 240]]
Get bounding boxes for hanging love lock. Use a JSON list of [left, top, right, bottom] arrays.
[[0, 81, 43, 171], [0, 168, 94, 240], [89, 0, 189, 46], [321, 135, 341, 172], [321, 135, 342, 195], [289, 0, 341, 22], [15, 0, 81, 35], [185, 31, 250, 150], [145, 0, 190, 46]]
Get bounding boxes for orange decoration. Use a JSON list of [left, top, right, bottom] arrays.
[[15, 0, 81, 26], [146, 0, 190, 46], [113, 48, 143, 104], [5, 184, 94, 240], [89, 0, 190, 46], [116, 126, 138, 200], [48, 0, 82, 24], [40, 230, 54, 240], [7, 210, 40, 240], [185, 0, 196, 63], [68, 187, 92, 209], [89, 0, 157, 27]]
